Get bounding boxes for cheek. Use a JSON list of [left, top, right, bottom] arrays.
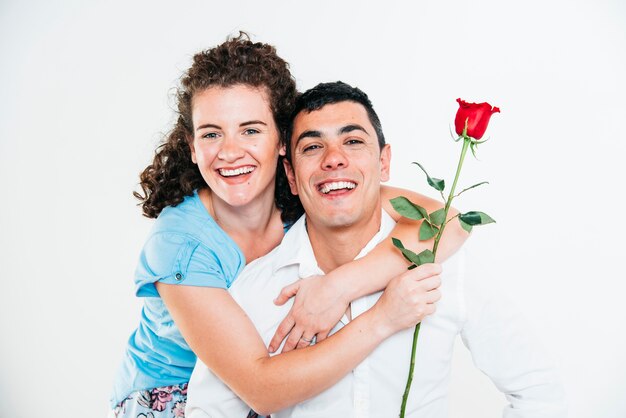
[[194, 146, 220, 169], [255, 142, 281, 163]]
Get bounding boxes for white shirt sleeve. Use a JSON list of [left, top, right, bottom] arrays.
[[459, 254, 568, 418]]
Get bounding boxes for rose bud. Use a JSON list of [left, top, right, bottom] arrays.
[[455, 98, 500, 140]]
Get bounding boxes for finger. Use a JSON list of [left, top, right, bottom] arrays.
[[414, 302, 437, 321], [274, 281, 301, 306], [402, 275, 438, 296], [316, 330, 330, 343], [296, 334, 315, 350], [282, 326, 304, 353], [411, 263, 442, 280], [416, 275, 441, 292], [425, 288, 442, 303], [269, 315, 295, 353], [423, 303, 436, 316]]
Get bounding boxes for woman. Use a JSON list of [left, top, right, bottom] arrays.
[[110, 33, 466, 417]]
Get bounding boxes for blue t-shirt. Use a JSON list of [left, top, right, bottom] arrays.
[[111, 191, 246, 407]]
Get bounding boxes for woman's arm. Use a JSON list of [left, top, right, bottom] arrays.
[[270, 185, 468, 352], [156, 262, 441, 415]]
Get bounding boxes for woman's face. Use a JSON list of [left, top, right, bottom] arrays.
[[190, 84, 284, 208]]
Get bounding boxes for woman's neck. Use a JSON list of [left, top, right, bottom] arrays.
[[198, 188, 284, 263]]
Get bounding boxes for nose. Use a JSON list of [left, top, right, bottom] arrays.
[[321, 144, 348, 170], [217, 135, 245, 162]]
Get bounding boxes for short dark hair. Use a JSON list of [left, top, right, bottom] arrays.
[[286, 81, 385, 162]]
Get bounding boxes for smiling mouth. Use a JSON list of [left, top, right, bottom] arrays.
[[318, 181, 357, 194], [218, 166, 255, 177]]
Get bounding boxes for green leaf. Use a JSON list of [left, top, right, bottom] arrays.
[[419, 221, 439, 240], [477, 212, 496, 225], [412, 162, 445, 192], [392, 237, 406, 250], [399, 249, 421, 265], [459, 218, 473, 233], [390, 196, 428, 220], [429, 208, 446, 226], [392, 237, 420, 265], [459, 211, 496, 226], [459, 212, 482, 226], [391, 238, 434, 266], [416, 249, 435, 264]]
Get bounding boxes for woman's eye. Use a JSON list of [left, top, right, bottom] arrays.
[[243, 128, 260, 135], [202, 132, 219, 140]]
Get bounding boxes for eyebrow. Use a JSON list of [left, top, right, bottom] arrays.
[[339, 124, 369, 136], [240, 120, 267, 127], [294, 124, 370, 145], [195, 120, 267, 131], [295, 129, 322, 144], [196, 123, 221, 131]]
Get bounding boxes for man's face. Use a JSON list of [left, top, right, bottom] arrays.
[[285, 101, 390, 230]]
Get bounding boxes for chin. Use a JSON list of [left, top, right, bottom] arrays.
[[319, 212, 359, 229], [221, 192, 254, 207]]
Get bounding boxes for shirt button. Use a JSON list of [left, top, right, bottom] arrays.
[[175, 272, 183, 281]]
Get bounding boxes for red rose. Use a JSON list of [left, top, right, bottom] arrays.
[[454, 98, 500, 140]]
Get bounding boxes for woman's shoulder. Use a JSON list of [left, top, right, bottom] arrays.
[[135, 196, 245, 294], [153, 191, 209, 232], [140, 191, 241, 267], [146, 193, 240, 255]]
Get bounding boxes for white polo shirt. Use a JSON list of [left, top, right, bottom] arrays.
[[186, 211, 566, 418]]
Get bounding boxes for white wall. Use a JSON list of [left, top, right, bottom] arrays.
[[1, 1, 624, 417]]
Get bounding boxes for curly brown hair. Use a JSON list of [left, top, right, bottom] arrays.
[[134, 32, 303, 223]]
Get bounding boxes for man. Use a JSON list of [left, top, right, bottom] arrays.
[[186, 82, 566, 417]]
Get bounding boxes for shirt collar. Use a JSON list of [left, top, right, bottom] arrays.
[[271, 210, 396, 277], [271, 214, 321, 278]]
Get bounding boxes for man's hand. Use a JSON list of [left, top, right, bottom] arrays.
[[372, 263, 442, 335], [269, 275, 349, 353]]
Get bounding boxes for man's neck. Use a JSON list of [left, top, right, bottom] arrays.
[[306, 207, 382, 273]]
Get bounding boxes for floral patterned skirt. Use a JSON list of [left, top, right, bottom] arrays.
[[109, 383, 269, 418], [111, 383, 187, 418]]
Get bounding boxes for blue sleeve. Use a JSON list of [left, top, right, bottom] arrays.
[[135, 232, 229, 297]]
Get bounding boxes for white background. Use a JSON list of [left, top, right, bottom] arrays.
[[1, 1, 625, 417]]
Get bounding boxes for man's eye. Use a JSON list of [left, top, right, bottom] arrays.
[[302, 144, 321, 153], [346, 139, 364, 145]]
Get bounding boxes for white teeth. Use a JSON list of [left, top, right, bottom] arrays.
[[219, 166, 255, 177], [319, 181, 356, 194]]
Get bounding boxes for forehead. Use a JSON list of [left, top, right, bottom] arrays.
[[291, 101, 373, 139], [192, 85, 272, 119]]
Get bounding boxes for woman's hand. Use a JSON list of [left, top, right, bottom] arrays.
[[371, 263, 442, 335], [269, 262, 442, 352], [269, 275, 350, 353]]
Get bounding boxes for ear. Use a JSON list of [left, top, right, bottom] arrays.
[[278, 144, 286, 157], [283, 158, 298, 196], [188, 134, 197, 164], [379, 144, 391, 182]]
